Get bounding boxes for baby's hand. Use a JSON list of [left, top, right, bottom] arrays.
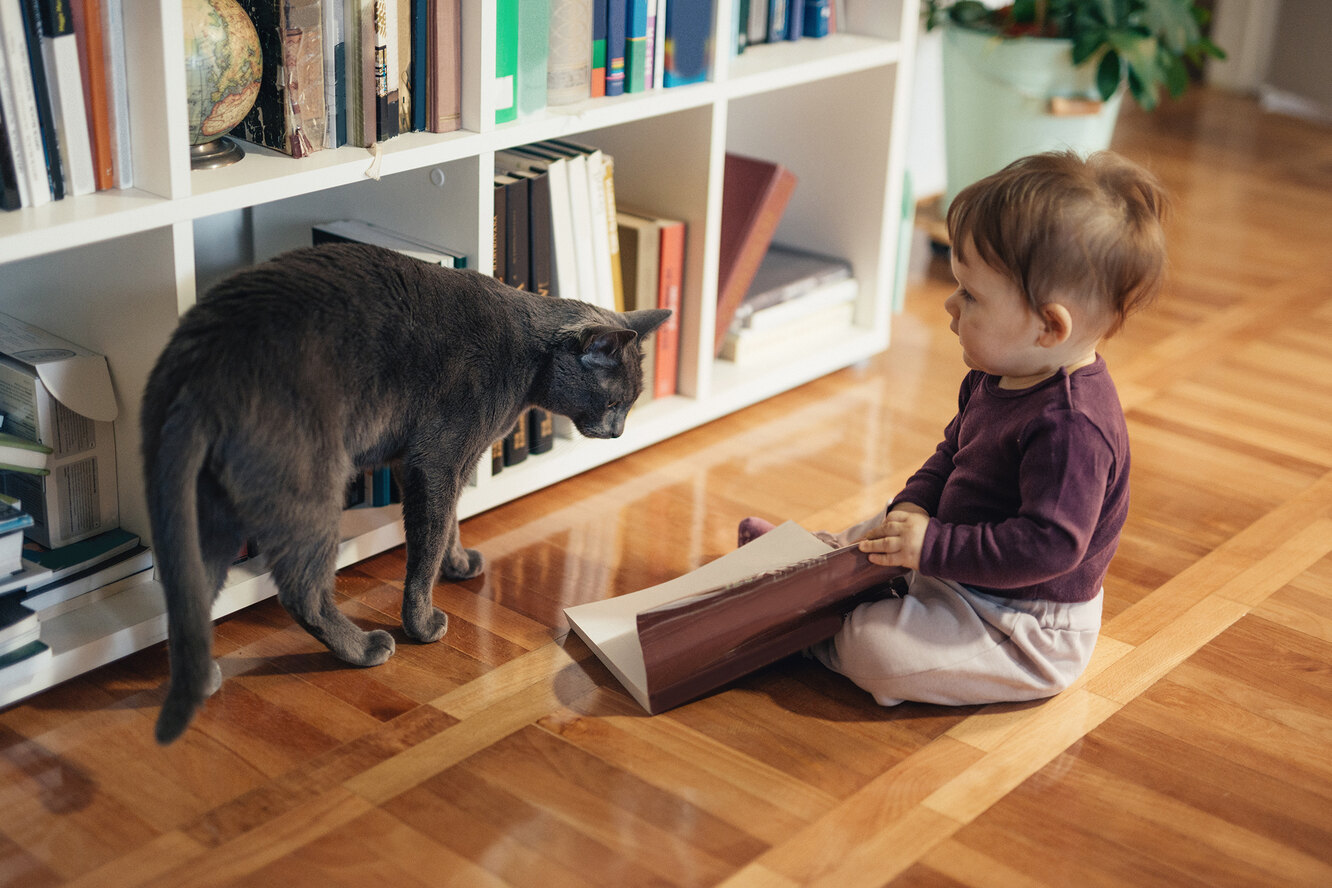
[[857, 508, 928, 570]]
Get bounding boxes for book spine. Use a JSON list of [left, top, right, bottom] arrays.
[[590, 0, 605, 97], [98, 0, 128, 185], [493, 0, 517, 123], [0, 107, 21, 209], [604, 0, 625, 96], [324, 0, 343, 145], [623, 0, 646, 92], [21, 0, 62, 199], [654, 219, 683, 399], [409, 0, 425, 131], [546, 0, 589, 106], [282, 0, 327, 156], [662, 0, 711, 87], [428, 0, 460, 132], [74, 0, 111, 187], [803, 0, 830, 38], [516, 0, 547, 117]]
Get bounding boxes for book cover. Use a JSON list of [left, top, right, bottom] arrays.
[[323, 0, 343, 144], [525, 168, 553, 298], [405, 0, 422, 132], [0, 595, 38, 650], [662, 0, 711, 88], [803, 0, 830, 37], [623, 0, 647, 92], [493, 0, 517, 123], [0, 0, 50, 205], [237, 0, 322, 155], [426, 0, 460, 133], [654, 214, 684, 399], [0, 431, 53, 473], [546, 0, 589, 106], [564, 521, 905, 713], [715, 152, 797, 355], [497, 147, 578, 300], [0, 498, 34, 535], [604, 0, 625, 96], [73, 0, 112, 186], [590, 0, 605, 97], [739, 273, 856, 333], [22, 525, 138, 580], [516, 0, 548, 117], [20, 0, 64, 200], [374, 0, 396, 141]]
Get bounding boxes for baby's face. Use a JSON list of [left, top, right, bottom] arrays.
[[944, 239, 1051, 386]]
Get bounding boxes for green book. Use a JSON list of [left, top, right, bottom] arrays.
[[495, 0, 519, 123]]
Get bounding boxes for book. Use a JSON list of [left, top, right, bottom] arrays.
[[237, 0, 325, 156], [624, 0, 647, 92], [715, 152, 797, 355], [21, 540, 150, 616], [645, 0, 662, 87], [426, 0, 460, 132], [547, 139, 618, 311], [718, 286, 856, 365], [590, 0, 605, 97], [0, 595, 38, 653], [731, 243, 853, 326], [0, 559, 50, 596], [516, 0, 548, 117], [546, 0, 589, 106], [0, 0, 50, 205], [604, 0, 625, 96], [737, 272, 856, 333], [374, 0, 398, 140], [73, 0, 112, 187], [0, 104, 20, 210], [0, 502, 33, 574], [662, 0, 711, 87], [497, 147, 577, 300], [38, 0, 93, 195], [803, 0, 831, 38], [22, 525, 139, 582], [0, 638, 50, 686], [616, 209, 661, 403], [97, 0, 129, 185], [534, 140, 597, 309], [322, 0, 343, 145], [0, 430, 53, 472], [564, 521, 906, 714], [312, 219, 465, 266], [20, 0, 65, 200], [493, 0, 517, 123], [400, 0, 417, 132], [654, 212, 684, 399]]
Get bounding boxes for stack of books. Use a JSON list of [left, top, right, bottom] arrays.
[[718, 243, 857, 366], [0, 496, 49, 688]]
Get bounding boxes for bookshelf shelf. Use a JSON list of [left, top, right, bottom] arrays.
[[0, 0, 920, 707]]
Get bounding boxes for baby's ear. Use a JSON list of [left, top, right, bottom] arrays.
[[1038, 303, 1074, 346]]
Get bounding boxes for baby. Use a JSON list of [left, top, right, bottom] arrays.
[[743, 149, 1169, 706]]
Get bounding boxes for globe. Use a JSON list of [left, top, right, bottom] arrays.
[[183, 0, 262, 168]]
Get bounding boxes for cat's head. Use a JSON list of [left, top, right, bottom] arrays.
[[541, 308, 672, 439]]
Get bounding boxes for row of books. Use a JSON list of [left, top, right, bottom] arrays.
[[233, 0, 461, 157], [0, 0, 131, 211], [735, 0, 842, 52]]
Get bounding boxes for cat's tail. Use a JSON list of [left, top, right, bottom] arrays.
[[149, 406, 217, 745]]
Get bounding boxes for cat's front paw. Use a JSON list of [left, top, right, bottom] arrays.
[[359, 629, 396, 666], [405, 606, 449, 643], [440, 548, 485, 581]]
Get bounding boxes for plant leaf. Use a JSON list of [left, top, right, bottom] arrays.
[[1096, 49, 1122, 100]]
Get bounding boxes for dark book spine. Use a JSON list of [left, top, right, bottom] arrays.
[[0, 107, 20, 211], [528, 408, 554, 455], [21, 0, 62, 199], [236, 0, 287, 151]]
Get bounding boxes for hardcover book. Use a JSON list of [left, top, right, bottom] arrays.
[[662, 0, 711, 87], [236, 0, 325, 156], [715, 152, 797, 355], [564, 521, 905, 713], [546, 0, 590, 105], [427, 0, 461, 132]]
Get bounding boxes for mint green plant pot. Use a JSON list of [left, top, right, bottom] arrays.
[[941, 25, 1124, 212]]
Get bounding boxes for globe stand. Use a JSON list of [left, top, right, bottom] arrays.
[[190, 135, 246, 170]]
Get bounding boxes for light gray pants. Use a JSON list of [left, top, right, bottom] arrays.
[[810, 572, 1102, 707]]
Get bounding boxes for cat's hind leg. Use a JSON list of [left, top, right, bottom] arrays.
[[268, 525, 396, 667]]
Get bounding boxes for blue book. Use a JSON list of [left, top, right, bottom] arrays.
[[663, 0, 712, 87], [624, 0, 648, 92], [0, 502, 33, 536], [605, 0, 627, 96], [803, 0, 830, 38], [411, 0, 428, 131]]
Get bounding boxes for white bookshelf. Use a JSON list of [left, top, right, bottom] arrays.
[[0, 0, 920, 707]]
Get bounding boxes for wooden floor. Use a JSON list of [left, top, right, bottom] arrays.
[[4, 87, 1332, 887]]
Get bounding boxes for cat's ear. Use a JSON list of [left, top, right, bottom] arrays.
[[579, 326, 637, 369], [621, 308, 672, 339]]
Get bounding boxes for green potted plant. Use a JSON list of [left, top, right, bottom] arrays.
[[926, 0, 1224, 209]]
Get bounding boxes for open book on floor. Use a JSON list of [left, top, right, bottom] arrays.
[[564, 522, 906, 714]]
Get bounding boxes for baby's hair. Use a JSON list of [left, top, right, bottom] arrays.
[[947, 150, 1169, 336]]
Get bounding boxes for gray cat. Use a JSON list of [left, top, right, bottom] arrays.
[[142, 243, 670, 744]]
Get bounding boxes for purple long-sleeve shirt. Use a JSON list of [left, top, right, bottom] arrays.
[[892, 357, 1130, 603]]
